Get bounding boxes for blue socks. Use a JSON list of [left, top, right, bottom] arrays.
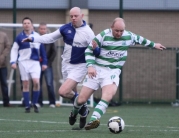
[[32, 91, 40, 105], [23, 92, 30, 108]]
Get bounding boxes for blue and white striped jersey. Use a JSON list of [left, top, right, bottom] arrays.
[[32, 20, 95, 64], [10, 31, 47, 65]]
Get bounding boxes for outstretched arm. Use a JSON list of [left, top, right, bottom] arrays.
[[22, 29, 62, 43], [131, 31, 166, 50]]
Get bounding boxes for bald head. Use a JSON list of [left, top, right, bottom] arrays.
[[111, 18, 125, 39], [70, 7, 83, 28], [70, 7, 81, 14], [111, 18, 125, 28]]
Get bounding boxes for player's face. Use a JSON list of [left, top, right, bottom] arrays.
[[111, 22, 125, 39], [22, 19, 32, 32], [38, 25, 47, 35], [70, 10, 83, 28]]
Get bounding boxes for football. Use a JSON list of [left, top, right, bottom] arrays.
[[108, 116, 125, 134]]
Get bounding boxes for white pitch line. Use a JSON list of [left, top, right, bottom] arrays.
[[128, 129, 179, 132], [0, 119, 67, 124], [0, 118, 179, 130], [0, 130, 85, 133], [0, 129, 178, 133]]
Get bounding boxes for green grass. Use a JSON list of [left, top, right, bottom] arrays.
[[0, 105, 179, 138]]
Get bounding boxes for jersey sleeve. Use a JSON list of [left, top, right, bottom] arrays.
[[33, 29, 62, 44], [10, 40, 19, 65], [130, 31, 155, 47]]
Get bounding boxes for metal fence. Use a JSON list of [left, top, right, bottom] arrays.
[[93, 47, 178, 104]]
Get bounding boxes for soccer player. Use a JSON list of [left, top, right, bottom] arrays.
[[71, 17, 166, 130], [22, 7, 95, 128], [10, 17, 47, 113]]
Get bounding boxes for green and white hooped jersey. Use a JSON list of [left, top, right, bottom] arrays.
[[85, 29, 155, 69]]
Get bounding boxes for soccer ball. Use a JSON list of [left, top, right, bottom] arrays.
[[108, 116, 125, 134]]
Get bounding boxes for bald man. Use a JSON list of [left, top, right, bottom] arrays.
[[22, 7, 95, 128], [70, 17, 166, 130]]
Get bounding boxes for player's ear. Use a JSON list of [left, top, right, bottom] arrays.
[[81, 13, 84, 18]]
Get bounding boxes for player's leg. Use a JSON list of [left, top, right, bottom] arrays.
[[70, 86, 94, 128], [85, 84, 117, 130], [60, 79, 80, 125], [22, 80, 30, 112], [59, 78, 78, 99], [59, 61, 79, 101], [31, 78, 40, 113], [59, 62, 88, 104], [60, 66, 82, 125], [70, 75, 99, 128], [31, 61, 41, 113], [60, 62, 90, 127], [66, 64, 90, 120], [18, 61, 31, 113], [85, 67, 120, 130]]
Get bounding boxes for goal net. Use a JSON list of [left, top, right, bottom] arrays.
[[0, 23, 94, 107]]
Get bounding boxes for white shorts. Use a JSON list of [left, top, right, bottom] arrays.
[[83, 65, 121, 90], [18, 60, 41, 80], [61, 61, 87, 83]]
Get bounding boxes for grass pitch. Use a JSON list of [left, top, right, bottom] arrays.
[[0, 104, 179, 138]]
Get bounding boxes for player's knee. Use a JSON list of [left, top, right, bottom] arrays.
[[102, 95, 113, 103], [58, 87, 66, 97], [77, 95, 87, 105], [22, 83, 29, 91], [33, 82, 40, 90]]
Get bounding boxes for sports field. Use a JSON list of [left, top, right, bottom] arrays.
[[0, 105, 178, 138]]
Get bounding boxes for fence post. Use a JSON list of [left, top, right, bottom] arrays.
[[176, 49, 179, 100], [119, 0, 123, 18], [119, 0, 123, 104], [12, 0, 17, 100]]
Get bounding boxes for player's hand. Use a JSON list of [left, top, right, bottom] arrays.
[[87, 66, 97, 79], [92, 40, 98, 49], [11, 63, 17, 69], [42, 65, 47, 71], [22, 37, 32, 42], [92, 40, 101, 57], [154, 43, 166, 50]]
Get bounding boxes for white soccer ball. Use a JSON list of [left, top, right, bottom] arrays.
[[108, 116, 125, 134]]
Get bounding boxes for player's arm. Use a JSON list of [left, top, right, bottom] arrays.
[[85, 42, 96, 78], [85, 33, 103, 78], [91, 31, 104, 57], [92, 40, 101, 57], [85, 32, 103, 67], [10, 42, 19, 69], [131, 32, 166, 50], [22, 29, 62, 44]]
